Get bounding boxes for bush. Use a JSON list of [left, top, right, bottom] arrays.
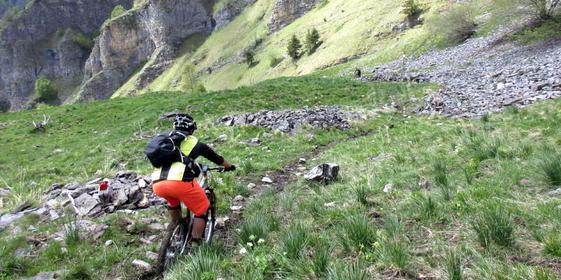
[[71, 32, 94, 50], [244, 49, 255, 66], [0, 95, 10, 112], [269, 55, 283, 68], [287, 35, 302, 60], [526, 0, 561, 19], [472, 204, 515, 248], [111, 5, 127, 18], [428, 4, 477, 44], [34, 77, 58, 103], [305, 28, 322, 55], [402, 0, 422, 18]]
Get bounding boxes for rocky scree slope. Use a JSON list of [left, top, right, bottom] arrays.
[[0, 0, 134, 111], [363, 29, 561, 118], [74, 0, 215, 101]]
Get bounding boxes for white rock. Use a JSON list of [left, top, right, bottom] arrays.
[[217, 134, 228, 142], [132, 259, 152, 271], [298, 158, 307, 164], [230, 205, 243, 211], [233, 195, 244, 202], [247, 183, 256, 189], [323, 202, 336, 208], [383, 184, 394, 193], [261, 177, 273, 184], [146, 251, 158, 261], [105, 240, 114, 247]]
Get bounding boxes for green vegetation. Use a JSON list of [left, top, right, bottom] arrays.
[[426, 3, 477, 45], [526, 0, 561, 19], [111, 5, 127, 19], [243, 49, 255, 66], [34, 77, 58, 104], [402, 0, 422, 18], [0, 6, 19, 29], [287, 34, 302, 60], [71, 32, 94, 50], [304, 28, 321, 55]]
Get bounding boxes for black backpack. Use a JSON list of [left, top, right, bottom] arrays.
[[145, 131, 189, 168]]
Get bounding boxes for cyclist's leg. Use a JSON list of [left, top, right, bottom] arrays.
[[153, 181, 182, 224], [176, 180, 210, 242]]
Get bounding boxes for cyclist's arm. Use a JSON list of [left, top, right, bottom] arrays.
[[198, 142, 231, 168]]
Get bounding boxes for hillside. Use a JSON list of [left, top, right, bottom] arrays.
[[1, 0, 561, 279]]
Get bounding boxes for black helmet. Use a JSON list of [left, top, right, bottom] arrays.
[[173, 114, 197, 132]]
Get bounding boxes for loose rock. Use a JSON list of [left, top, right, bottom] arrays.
[[304, 163, 340, 184], [132, 259, 152, 271], [261, 177, 273, 184]]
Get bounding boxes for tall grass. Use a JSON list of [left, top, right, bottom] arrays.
[[327, 261, 368, 280], [444, 249, 463, 280], [432, 159, 454, 201], [539, 151, 561, 186], [543, 232, 561, 257], [238, 214, 278, 245], [342, 214, 376, 251], [281, 223, 310, 259], [165, 247, 222, 280], [312, 240, 331, 277], [416, 193, 439, 222], [471, 204, 515, 248], [376, 217, 411, 271]]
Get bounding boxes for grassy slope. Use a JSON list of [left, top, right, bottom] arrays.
[[0, 77, 425, 278], [127, 0, 447, 95]]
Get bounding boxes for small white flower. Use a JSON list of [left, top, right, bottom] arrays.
[[257, 238, 265, 244], [239, 247, 248, 255], [246, 242, 254, 247], [249, 234, 256, 241]]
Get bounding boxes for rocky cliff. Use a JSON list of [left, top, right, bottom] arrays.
[[0, 0, 133, 111], [212, 0, 256, 30], [269, 0, 319, 32], [0, 0, 26, 18], [75, 0, 213, 101]]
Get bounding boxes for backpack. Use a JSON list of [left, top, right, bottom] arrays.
[[145, 131, 189, 168]]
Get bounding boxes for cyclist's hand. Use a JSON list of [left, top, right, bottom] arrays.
[[224, 165, 236, 172]]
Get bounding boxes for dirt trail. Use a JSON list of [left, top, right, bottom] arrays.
[[216, 128, 378, 249]]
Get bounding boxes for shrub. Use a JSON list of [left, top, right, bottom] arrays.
[[0, 95, 10, 112], [287, 35, 302, 60], [269, 55, 283, 68], [428, 4, 477, 44], [111, 5, 127, 19], [526, 0, 561, 19], [471, 204, 515, 248], [244, 49, 255, 66], [71, 32, 94, 50], [539, 151, 561, 186], [304, 28, 322, 55], [402, 0, 422, 18], [34, 77, 58, 103]]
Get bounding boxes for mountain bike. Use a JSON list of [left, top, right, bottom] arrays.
[[156, 165, 224, 272]]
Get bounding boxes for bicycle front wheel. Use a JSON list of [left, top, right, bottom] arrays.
[[203, 205, 216, 244]]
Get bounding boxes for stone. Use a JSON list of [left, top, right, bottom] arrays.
[[0, 188, 11, 197], [18, 270, 66, 280], [113, 189, 128, 207], [65, 182, 82, 191], [105, 240, 114, 247], [547, 188, 561, 196], [138, 179, 147, 189], [304, 163, 340, 184], [261, 177, 273, 184], [73, 193, 100, 216], [233, 195, 244, 203], [298, 158, 307, 164], [247, 183, 256, 189], [323, 202, 336, 208], [148, 223, 165, 232], [519, 179, 531, 187], [216, 134, 228, 142], [216, 216, 229, 229], [132, 259, 152, 271], [75, 220, 108, 240], [136, 194, 150, 209], [230, 205, 243, 211], [146, 251, 158, 261], [383, 184, 394, 193]]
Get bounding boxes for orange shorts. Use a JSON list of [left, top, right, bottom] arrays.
[[152, 180, 210, 216]]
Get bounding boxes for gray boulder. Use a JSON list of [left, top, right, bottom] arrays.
[[304, 163, 340, 184]]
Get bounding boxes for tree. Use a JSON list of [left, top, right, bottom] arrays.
[[287, 35, 302, 60], [305, 28, 322, 55], [34, 77, 58, 103], [180, 63, 198, 92], [402, 0, 422, 18], [244, 49, 255, 66], [526, 0, 561, 19]]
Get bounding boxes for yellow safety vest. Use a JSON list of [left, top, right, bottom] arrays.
[[151, 136, 198, 182]]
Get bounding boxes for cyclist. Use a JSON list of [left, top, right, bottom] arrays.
[[151, 114, 235, 244]]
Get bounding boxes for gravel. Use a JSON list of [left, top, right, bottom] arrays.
[[362, 29, 561, 118]]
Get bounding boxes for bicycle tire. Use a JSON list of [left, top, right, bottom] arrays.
[[203, 191, 217, 244], [157, 220, 188, 272]]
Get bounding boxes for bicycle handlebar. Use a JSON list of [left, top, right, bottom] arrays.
[[201, 165, 228, 173]]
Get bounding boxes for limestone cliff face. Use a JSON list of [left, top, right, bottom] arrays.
[[0, 0, 26, 18], [212, 0, 256, 30], [0, 0, 133, 111], [269, 0, 319, 32], [75, 0, 213, 101]]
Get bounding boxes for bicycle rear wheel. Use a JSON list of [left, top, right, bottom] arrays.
[[157, 220, 188, 271]]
